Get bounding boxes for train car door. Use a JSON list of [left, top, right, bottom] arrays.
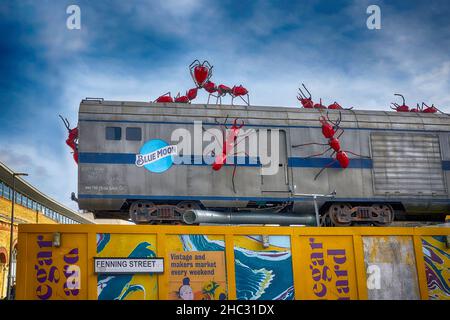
[[261, 130, 290, 192]]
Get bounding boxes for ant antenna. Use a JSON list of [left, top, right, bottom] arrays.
[[301, 83, 312, 99], [298, 87, 306, 100], [394, 93, 405, 105], [59, 115, 70, 131]]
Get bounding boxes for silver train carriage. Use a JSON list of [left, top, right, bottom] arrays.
[[77, 99, 450, 226]]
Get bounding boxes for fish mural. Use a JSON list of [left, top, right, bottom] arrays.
[[178, 234, 294, 300], [422, 236, 450, 300], [96, 234, 158, 300]]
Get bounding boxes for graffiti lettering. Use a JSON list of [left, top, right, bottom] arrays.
[[35, 235, 58, 300], [34, 235, 81, 299], [63, 248, 81, 295], [308, 238, 351, 300]]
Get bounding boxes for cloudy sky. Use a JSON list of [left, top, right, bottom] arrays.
[[0, 0, 449, 210]]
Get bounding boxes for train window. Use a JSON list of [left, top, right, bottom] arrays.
[[126, 127, 142, 141], [106, 127, 122, 140]]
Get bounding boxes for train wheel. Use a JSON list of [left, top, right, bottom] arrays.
[[129, 201, 156, 223], [328, 203, 352, 226], [371, 204, 394, 226]]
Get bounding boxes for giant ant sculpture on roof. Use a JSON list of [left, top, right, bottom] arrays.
[[297, 83, 353, 110], [154, 60, 250, 106], [390, 93, 447, 114]]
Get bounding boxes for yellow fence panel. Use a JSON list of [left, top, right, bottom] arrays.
[[15, 225, 450, 300]]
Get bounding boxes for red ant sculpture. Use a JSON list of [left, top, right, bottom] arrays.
[[154, 60, 250, 106], [207, 117, 254, 193], [421, 102, 442, 114], [203, 82, 250, 106], [190, 60, 213, 88], [59, 115, 79, 164], [292, 111, 368, 180], [389, 94, 447, 114], [154, 89, 199, 104], [390, 93, 410, 112], [297, 84, 314, 108], [155, 92, 174, 103], [297, 83, 352, 110]]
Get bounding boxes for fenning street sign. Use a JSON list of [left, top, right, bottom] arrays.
[[94, 257, 164, 274]]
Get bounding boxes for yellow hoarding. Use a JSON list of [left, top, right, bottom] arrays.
[[15, 225, 450, 300]]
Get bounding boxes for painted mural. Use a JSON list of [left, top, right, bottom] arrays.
[[422, 236, 450, 300], [166, 234, 227, 300], [168, 251, 227, 300], [233, 235, 294, 300], [297, 236, 358, 300], [30, 233, 86, 300], [96, 233, 158, 300], [166, 234, 295, 300], [362, 236, 420, 300]]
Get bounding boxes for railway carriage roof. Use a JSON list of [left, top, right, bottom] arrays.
[[79, 100, 450, 132]]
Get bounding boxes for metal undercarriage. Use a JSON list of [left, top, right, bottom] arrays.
[[124, 200, 397, 226]]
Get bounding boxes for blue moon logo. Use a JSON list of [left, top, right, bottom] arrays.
[[135, 139, 177, 173]]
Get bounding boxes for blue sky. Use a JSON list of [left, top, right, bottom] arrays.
[[0, 0, 449, 210]]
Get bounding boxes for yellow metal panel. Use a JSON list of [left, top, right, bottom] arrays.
[[291, 232, 304, 300], [296, 235, 358, 300], [87, 232, 97, 300], [156, 233, 168, 300], [352, 235, 367, 300], [15, 230, 28, 299], [23, 232, 87, 300], [15, 224, 450, 300]]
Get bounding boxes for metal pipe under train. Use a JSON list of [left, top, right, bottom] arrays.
[[183, 209, 317, 226]]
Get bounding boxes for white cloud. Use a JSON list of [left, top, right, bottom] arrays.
[[0, 142, 79, 211]]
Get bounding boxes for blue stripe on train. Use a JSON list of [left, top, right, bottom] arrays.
[[78, 153, 450, 170], [443, 161, 450, 170], [78, 152, 373, 168], [287, 157, 372, 169], [78, 153, 261, 166]]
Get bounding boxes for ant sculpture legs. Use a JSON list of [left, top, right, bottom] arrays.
[[313, 151, 337, 180], [231, 93, 250, 106], [229, 151, 250, 193]]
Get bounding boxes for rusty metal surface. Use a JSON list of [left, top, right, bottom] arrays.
[[363, 236, 420, 300]]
